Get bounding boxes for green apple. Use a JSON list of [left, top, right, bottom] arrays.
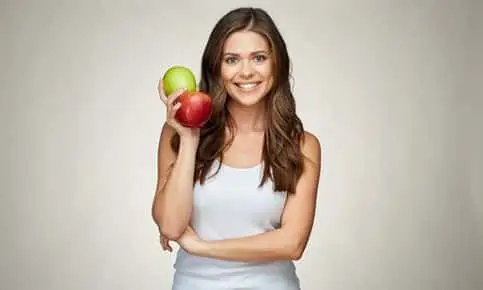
[[162, 66, 197, 96]]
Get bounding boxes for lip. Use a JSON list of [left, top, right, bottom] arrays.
[[234, 81, 262, 91]]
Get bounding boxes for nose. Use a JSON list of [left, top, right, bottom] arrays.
[[239, 59, 254, 78]]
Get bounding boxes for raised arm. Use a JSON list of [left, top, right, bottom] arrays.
[[151, 80, 200, 240], [151, 123, 198, 240]]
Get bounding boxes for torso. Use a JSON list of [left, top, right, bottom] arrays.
[[171, 131, 300, 290]]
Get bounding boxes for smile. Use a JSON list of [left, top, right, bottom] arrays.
[[235, 82, 262, 91]]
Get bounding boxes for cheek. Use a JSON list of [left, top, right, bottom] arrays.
[[258, 63, 273, 79], [221, 65, 238, 82]]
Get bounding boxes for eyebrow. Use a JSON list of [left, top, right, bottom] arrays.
[[223, 50, 270, 56]]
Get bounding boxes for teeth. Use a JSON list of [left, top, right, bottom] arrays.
[[237, 83, 258, 89]]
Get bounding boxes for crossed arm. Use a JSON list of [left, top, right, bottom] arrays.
[[165, 132, 323, 263]]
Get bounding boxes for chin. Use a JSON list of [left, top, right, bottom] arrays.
[[226, 81, 272, 107]]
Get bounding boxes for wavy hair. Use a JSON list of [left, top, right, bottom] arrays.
[[171, 7, 305, 194]]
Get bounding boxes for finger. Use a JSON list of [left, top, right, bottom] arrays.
[[160, 237, 169, 251], [166, 241, 173, 252], [157, 79, 168, 103], [167, 88, 186, 106], [167, 102, 182, 120], [171, 102, 182, 114], [162, 238, 173, 252]]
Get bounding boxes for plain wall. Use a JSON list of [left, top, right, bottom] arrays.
[[1, 0, 482, 290]]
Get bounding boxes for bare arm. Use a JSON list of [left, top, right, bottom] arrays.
[[188, 132, 322, 263], [152, 79, 201, 240], [151, 126, 198, 239]]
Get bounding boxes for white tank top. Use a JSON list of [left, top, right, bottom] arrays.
[[171, 160, 301, 290]]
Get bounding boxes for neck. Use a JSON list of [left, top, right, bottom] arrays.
[[227, 100, 265, 134]]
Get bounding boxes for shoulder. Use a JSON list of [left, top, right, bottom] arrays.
[[300, 131, 322, 166]]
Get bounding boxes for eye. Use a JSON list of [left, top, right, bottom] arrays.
[[254, 54, 267, 62], [224, 56, 238, 64]]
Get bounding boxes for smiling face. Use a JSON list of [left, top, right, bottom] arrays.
[[220, 30, 274, 107]]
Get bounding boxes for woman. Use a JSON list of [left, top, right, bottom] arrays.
[[152, 7, 322, 290]]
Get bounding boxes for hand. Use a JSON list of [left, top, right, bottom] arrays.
[[159, 234, 173, 252], [176, 226, 206, 255], [157, 79, 200, 141]]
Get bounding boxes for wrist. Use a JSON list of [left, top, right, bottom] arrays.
[[178, 136, 199, 152], [193, 240, 211, 257]]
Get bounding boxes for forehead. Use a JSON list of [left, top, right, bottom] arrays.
[[223, 30, 270, 54]]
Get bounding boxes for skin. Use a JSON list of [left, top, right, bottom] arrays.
[[221, 30, 274, 133], [152, 85, 200, 242], [156, 30, 322, 263]]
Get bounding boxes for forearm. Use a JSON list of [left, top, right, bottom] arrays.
[[195, 229, 305, 263], [153, 138, 197, 239]]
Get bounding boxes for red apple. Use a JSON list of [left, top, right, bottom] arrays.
[[174, 91, 213, 128]]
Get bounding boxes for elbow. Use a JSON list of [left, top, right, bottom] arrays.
[[151, 205, 163, 228], [154, 217, 185, 240], [289, 247, 304, 261], [286, 241, 306, 261], [160, 227, 184, 241], [152, 209, 186, 240]]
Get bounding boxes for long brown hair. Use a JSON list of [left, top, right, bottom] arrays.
[[171, 7, 305, 194]]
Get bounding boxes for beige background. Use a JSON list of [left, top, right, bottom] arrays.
[[1, 0, 482, 290]]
